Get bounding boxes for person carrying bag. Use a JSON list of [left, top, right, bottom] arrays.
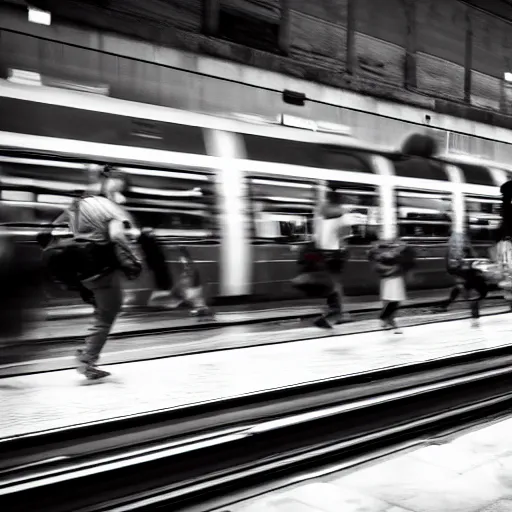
[[38, 193, 142, 380], [291, 241, 335, 299], [291, 186, 350, 329], [369, 238, 415, 333]]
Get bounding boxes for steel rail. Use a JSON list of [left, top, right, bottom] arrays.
[[3, 341, 512, 472], [1, 345, 512, 511]]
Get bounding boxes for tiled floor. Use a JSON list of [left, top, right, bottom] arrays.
[[225, 413, 512, 512], [1, 312, 512, 439]]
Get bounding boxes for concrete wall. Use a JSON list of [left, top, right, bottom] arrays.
[[3, 0, 512, 113], [3, 0, 512, 155]]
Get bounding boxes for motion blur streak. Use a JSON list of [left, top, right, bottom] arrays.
[[0, 229, 45, 364]]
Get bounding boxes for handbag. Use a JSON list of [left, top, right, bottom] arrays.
[[291, 242, 334, 298], [291, 270, 334, 298], [471, 259, 502, 285], [40, 198, 141, 286]]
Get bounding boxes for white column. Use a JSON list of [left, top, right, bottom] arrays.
[[372, 155, 396, 240], [204, 128, 251, 296], [445, 164, 464, 234]]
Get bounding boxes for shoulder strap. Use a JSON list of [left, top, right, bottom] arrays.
[[68, 197, 86, 236]]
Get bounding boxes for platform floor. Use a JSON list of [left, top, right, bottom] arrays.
[[12, 290, 507, 343], [226, 414, 512, 512], [1, 312, 512, 440], [1, 303, 508, 377]]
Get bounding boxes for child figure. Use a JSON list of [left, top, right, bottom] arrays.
[[368, 238, 415, 333], [168, 247, 214, 319]]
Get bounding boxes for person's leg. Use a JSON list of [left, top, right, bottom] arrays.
[[440, 284, 462, 311], [467, 272, 488, 320], [314, 273, 342, 329], [315, 251, 345, 329], [380, 301, 399, 322], [77, 273, 123, 379]]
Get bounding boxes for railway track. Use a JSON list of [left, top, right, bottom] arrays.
[[2, 343, 512, 511]]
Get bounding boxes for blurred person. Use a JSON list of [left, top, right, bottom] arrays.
[[0, 228, 45, 355], [312, 185, 351, 329], [91, 165, 178, 308], [92, 166, 212, 317], [492, 179, 512, 305], [40, 168, 141, 380], [168, 247, 214, 318], [439, 226, 487, 324], [139, 227, 176, 305], [368, 237, 416, 333]]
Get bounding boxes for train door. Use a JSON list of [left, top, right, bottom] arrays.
[[395, 189, 453, 290], [115, 166, 220, 302], [323, 181, 380, 296], [456, 162, 501, 259], [247, 174, 316, 298], [391, 156, 455, 292], [464, 196, 501, 256]]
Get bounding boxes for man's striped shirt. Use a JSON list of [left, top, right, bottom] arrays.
[[67, 196, 134, 243]]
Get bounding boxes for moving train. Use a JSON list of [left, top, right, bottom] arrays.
[[0, 79, 509, 308]]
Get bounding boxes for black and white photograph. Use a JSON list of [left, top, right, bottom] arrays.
[[0, 1, 512, 511]]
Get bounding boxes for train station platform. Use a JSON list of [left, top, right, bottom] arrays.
[[14, 288, 507, 343], [41, 287, 499, 322], [1, 312, 512, 440], [227, 413, 512, 512]]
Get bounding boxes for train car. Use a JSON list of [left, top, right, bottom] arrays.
[[0, 78, 508, 310]]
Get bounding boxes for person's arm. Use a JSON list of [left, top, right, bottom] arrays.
[[338, 215, 352, 242], [108, 219, 142, 279], [108, 219, 139, 257]]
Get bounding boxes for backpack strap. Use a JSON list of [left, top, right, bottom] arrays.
[[68, 198, 83, 236]]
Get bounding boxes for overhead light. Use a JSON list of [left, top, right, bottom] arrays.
[[279, 114, 317, 131], [28, 7, 51, 26], [7, 69, 42, 86], [44, 77, 110, 96], [504, 72, 512, 82], [316, 121, 351, 135], [279, 114, 351, 135]]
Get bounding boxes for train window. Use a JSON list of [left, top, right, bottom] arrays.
[[0, 157, 88, 192], [326, 182, 380, 245], [465, 196, 501, 242], [243, 135, 322, 168], [0, 158, 218, 239], [116, 167, 217, 238], [457, 163, 495, 187], [248, 176, 316, 243], [396, 190, 452, 241], [392, 156, 449, 181], [321, 148, 375, 173], [0, 158, 86, 227]]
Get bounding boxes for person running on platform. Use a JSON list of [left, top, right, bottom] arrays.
[[492, 180, 512, 307], [313, 186, 351, 329], [369, 237, 415, 333], [54, 166, 141, 380], [439, 226, 487, 324]]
